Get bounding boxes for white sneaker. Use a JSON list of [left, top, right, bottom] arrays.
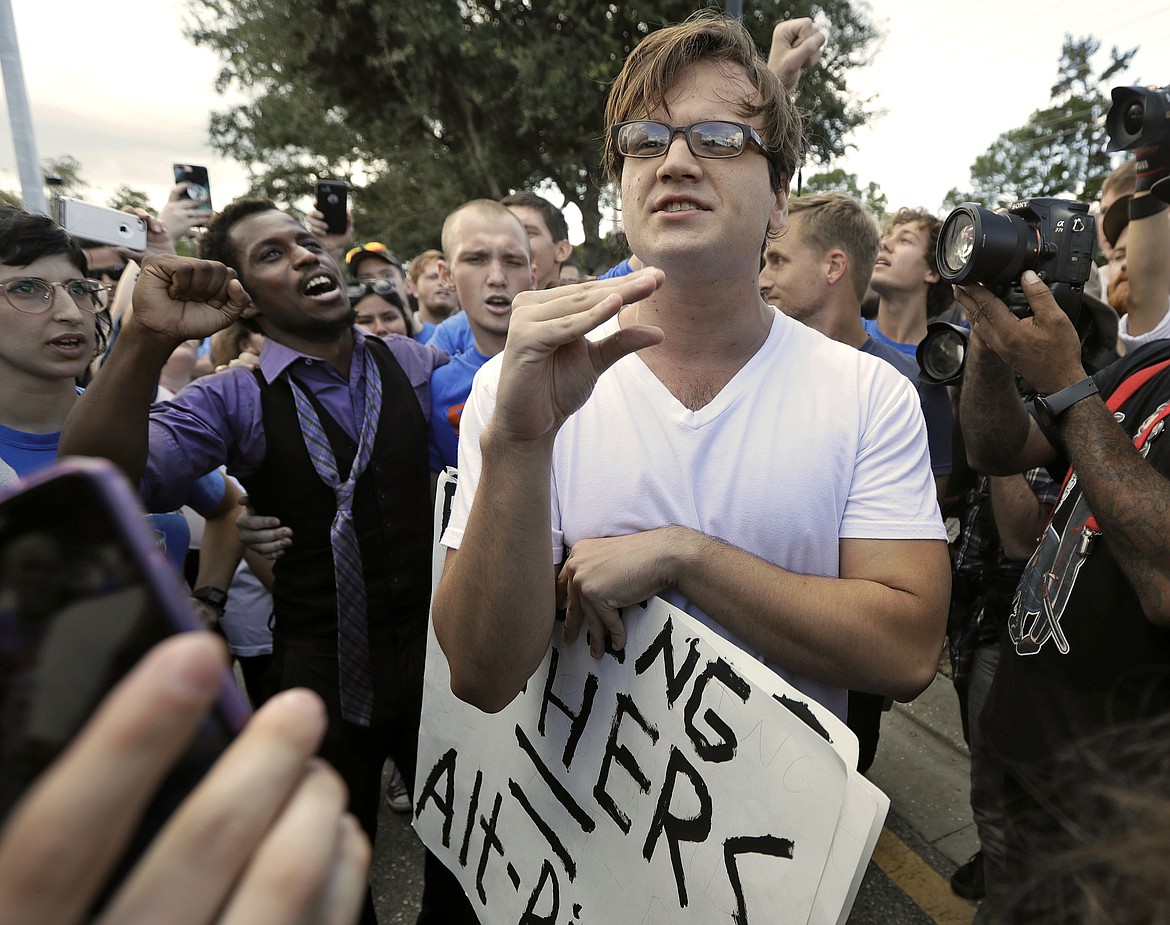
[[385, 765, 411, 814]]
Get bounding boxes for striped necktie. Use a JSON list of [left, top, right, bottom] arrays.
[[286, 345, 383, 726]]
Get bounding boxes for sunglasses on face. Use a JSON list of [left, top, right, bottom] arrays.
[[88, 265, 127, 282], [347, 278, 401, 302]]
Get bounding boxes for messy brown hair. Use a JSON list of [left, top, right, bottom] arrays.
[[884, 207, 951, 318], [602, 11, 802, 196]]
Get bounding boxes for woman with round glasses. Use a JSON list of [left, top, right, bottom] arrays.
[[0, 207, 109, 489], [0, 207, 242, 598]]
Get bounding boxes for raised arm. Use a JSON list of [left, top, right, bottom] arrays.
[[956, 276, 1060, 475], [961, 272, 1170, 624], [767, 18, 826, 93], [58, 256, 250, 482], [431, 270, 665, 712]]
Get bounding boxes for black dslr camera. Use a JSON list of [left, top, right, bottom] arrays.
[[938, 197, 1095, 292], [918, 198, 1116, 385], [1105, 85, 1170, 152]]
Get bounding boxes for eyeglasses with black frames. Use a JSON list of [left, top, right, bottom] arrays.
[[2, 277, 109, 314], [611, 120, 771, 160]]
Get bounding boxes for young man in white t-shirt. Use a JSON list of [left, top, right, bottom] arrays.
[[432, 14, 950, 719]]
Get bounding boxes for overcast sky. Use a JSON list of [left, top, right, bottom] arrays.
[[3, 0, 1170, 242]]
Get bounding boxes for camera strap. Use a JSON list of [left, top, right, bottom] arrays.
[[1130, 194, 1169, 221], [1055, 357, 1170, 535]]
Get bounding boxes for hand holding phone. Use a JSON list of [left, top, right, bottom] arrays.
[[159, 184, 209, 245], [0, 459, 369, 923], [315, 180, 350, 237], [173, 164, 213, 224], [0, 634, 370, 925], [58, 198, 147, 251]]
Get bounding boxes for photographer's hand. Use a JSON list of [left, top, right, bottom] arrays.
[[956, 271, 1086, 395], [113, 208, 173, 263], [955, 272, 1064, 475], [159, 183, 211, 248]]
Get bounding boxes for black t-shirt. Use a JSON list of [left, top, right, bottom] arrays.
[[983, 340, 1170, 778]]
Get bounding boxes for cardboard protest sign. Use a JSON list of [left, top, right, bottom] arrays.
[[415, 593, 887, 925]]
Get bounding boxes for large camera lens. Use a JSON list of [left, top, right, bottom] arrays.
[[937, 204, 1040, 286], [1107, 85, 1170, 152], [917, 321, 970, 386], [940, 212, 975, 276], [1123, 102, 1144, 136]]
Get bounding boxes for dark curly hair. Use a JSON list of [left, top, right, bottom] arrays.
[[0, 206, 111, 357], [0, 205, 87, 274], [197, 198, 278, 275]]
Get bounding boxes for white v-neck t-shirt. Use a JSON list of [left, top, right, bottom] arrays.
[[442, 307, 945, 717]]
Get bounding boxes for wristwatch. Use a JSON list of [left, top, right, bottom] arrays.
[[1034, 377, 1100, 428], [191, 585, 229, 617]]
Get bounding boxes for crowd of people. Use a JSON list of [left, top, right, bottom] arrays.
[[1, 9, 1169, 925]]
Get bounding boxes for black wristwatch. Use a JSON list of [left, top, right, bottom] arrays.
[[191, 585, 229, 616], [1034, 377, 1100, 428]]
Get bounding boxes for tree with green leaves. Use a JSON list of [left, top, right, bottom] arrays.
[[799, 167, 887, 218], [184, 0, 878, 261], [107, 185, 151, 212], [42, 155, 85, 198], [946, 35, 1135, 210]]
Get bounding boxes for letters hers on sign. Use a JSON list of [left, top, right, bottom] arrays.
[[414, 595, 888, 925]]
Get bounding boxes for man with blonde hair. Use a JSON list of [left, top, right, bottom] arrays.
[[433, 14, 949, 722]]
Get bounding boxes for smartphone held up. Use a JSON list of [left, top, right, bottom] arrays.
[[316, 179, 349, 235], [0, 458, 249, 908], [173, 163, 213, 224], [57, 198, 147, 251]]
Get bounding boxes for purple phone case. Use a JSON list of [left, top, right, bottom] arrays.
[[0, 457, 251, 733]]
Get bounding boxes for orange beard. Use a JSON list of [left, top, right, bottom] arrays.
[[1108, 268, 1129, 317]]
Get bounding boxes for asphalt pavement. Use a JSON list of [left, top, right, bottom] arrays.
[[367, 669, 981, 924]]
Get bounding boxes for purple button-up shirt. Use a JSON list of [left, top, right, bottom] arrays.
[[140, 329, 448, 512]]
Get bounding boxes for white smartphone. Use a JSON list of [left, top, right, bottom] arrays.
[[58, 198, 147, 251]]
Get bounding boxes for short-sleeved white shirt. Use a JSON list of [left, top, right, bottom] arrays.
[[443, 308, 945, 718]]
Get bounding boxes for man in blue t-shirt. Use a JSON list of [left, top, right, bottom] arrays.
[[428, 200, 536, 471], [864, 206, 954, 357], [406, 248, 459, 345]]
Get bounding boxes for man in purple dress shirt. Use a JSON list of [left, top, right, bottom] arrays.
[[59, 199, 476, 925]]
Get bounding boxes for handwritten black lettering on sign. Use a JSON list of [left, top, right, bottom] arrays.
[[415, 597, 867, 924]]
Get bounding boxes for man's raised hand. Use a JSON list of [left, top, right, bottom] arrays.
[[768, 18, 826, 93], [131, 256, 252, 344], [489, 267, 666, 445]]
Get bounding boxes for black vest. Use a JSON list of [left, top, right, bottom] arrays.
[[242, 337, 432, 660]]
